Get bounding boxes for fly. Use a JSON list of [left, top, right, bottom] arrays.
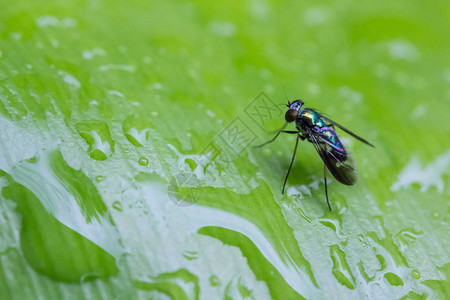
[[256, 99, 375, 210]]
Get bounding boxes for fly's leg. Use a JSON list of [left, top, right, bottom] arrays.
[[324, 164, 331, 211], [254, 130, 298, 148], [282, 134, 300, 194]]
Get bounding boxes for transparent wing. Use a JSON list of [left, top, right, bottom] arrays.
[[306, 127, 358, 186], [321, 116, 375, 148]]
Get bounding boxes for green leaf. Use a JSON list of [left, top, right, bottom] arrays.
[[0, 1, 449, 299]]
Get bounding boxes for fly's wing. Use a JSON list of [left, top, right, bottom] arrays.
[[306, 127, 358, 186], [321, 116, 375, 148]]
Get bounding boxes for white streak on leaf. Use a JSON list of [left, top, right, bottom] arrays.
[[391, 151, 450, 193]]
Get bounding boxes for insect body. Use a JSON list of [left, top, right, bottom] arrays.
[[257, 99, 374, 210]]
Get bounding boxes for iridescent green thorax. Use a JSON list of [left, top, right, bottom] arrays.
[[296, 108, 325, 128]]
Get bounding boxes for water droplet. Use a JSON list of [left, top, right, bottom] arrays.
[[297, 207, 312, 223], [138, 157, 149, 166], [432, 212, 440, 219], [185, 158, 197, 171], [95, 175, 105, 182], [397, 228, 423, 251], [330, 245, 355, 289], [412, 270, 420, 279], [384, 272, 404, 286], [77, 122, 115, 161], [318, 207, 344, 237], [262, 148, 272, 156], [224, 276, 255, 299], [112, 201, 122, 212], [209, 275, 221, 286], [182, 250, 198, 261], [135, 269, 199, 299]]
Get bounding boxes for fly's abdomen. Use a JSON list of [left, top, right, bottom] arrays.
[[318, 126, 348, 161]]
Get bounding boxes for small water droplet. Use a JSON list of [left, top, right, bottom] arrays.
[[209, 275, 221, 286], [297, 207, 312, 223], [185, 158, 197, 171], [95, 175, 105, 182], [432, 212, 440, 219], [412, 270, 420, 279], [138, 157, 149, 166], [182, 250, 198, 261], [262, 148, 272, 157], [112, 201, 123, 212]]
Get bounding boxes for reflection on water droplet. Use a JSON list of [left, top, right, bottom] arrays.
[[400, 291, 427, 300], [262, 148, 272, 157], [224, 275, 255, 300], [138, 157, 149, 166], [209, 275, 221, 286], [185, 158, 197, 171], [298, 207, 312, 223], [80, 272, 99, 283], [317, 194, 346, 236], [376, 254, 386, 271], [135, 268, 199, 299], [384, 272, 404, 286], [397, 228, 422, 251], [77, 122, 115, 161], [319, 219, 338, 234], [432, 212, 440, 219], [122, 115, 154, 147], [412, 270, 420, 279], [112, 201, 122, 212], [330, 245, 355, 289], [182, 250, 198, 261], [358, 217, 410, 288]]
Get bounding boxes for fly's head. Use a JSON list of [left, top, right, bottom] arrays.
[[285, 100, 304, 123]]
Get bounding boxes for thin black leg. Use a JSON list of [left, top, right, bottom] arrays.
[[324, 164, 331, 211], [282, 134, 300, 194], [255, 130, 298, 148]]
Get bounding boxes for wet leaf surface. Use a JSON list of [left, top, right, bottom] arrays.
[[0, 1, 449, 299]]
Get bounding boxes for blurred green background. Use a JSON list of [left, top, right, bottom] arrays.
[[0, 0, 449, 299]]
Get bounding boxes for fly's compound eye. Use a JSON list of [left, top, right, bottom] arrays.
[[285, 109, 298, 123]]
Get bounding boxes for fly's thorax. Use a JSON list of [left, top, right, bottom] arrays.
[[296, 108, 325, 129]]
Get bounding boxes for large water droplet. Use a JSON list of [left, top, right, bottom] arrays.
[[76, 122, 115, 161], [138, 157, 149, 166], [384, 272, 404, 286]]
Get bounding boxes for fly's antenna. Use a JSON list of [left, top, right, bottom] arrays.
[[283, 86, 291, 107], [270, 103, 290, 108]]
